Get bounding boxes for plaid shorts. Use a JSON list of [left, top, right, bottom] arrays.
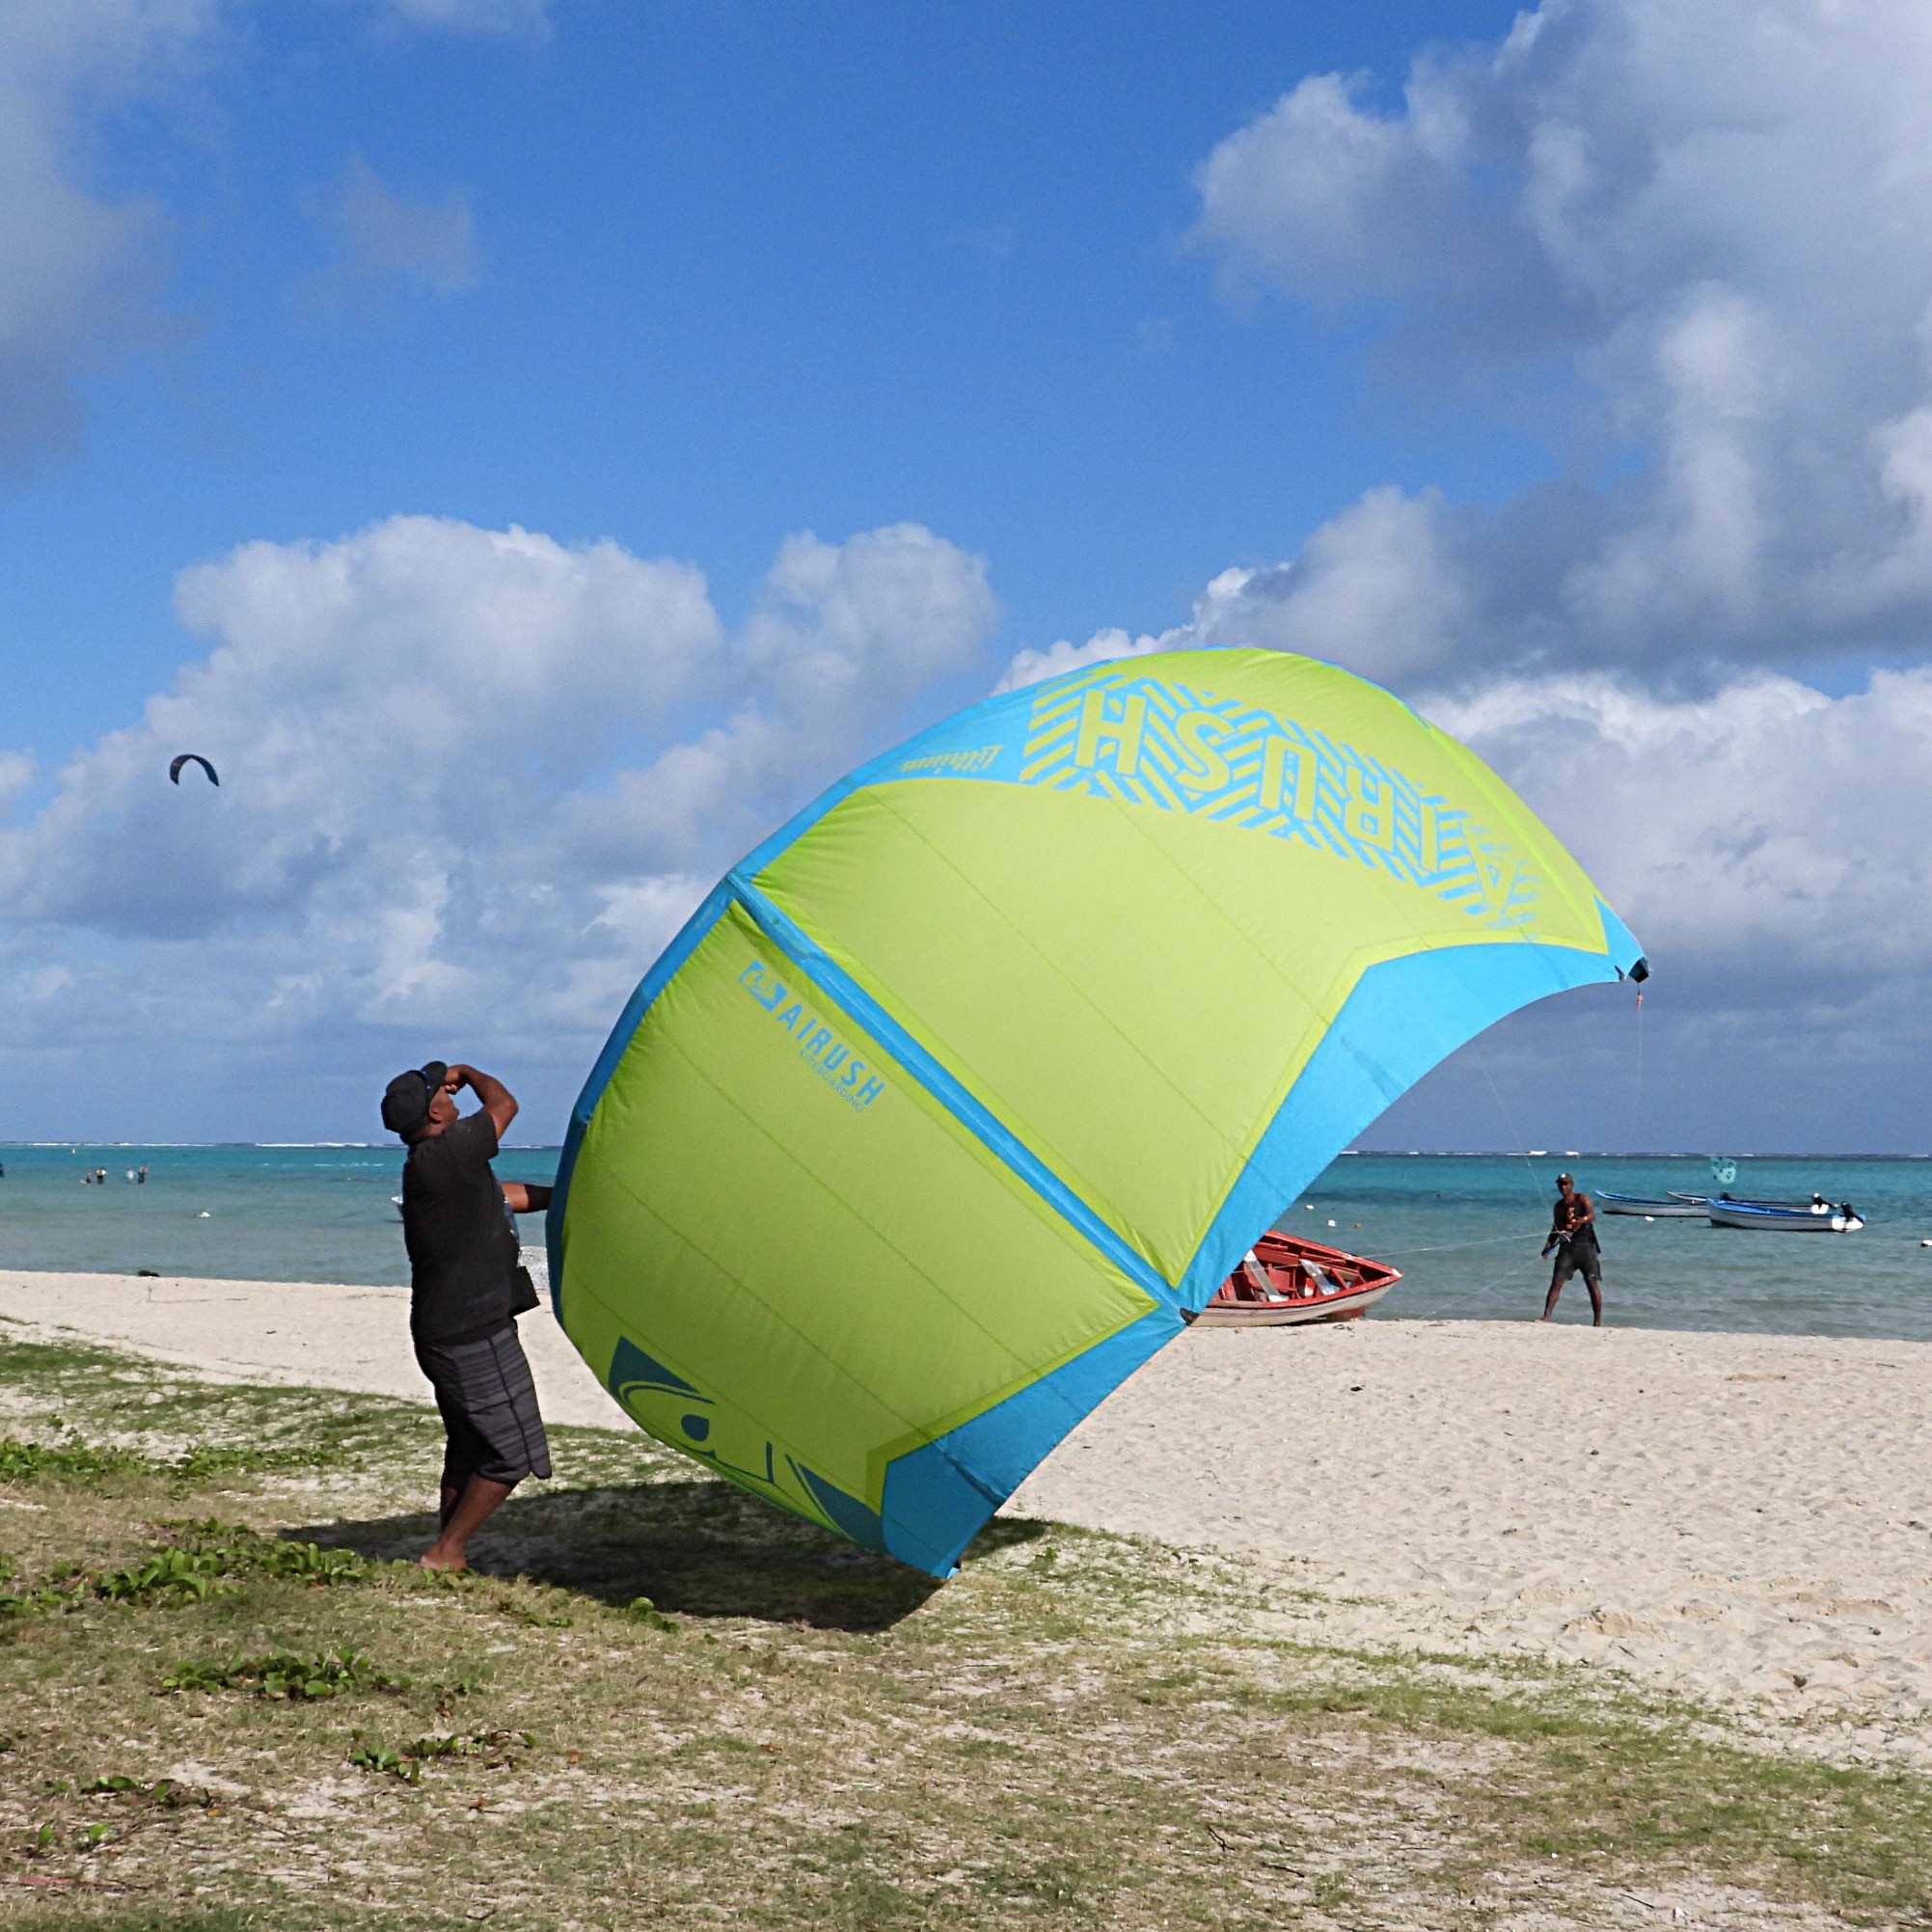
[[414, 1322, 552, 1487]]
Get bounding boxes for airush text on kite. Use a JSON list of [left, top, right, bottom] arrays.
[[888, 676, 1541, 931], [739, 961, 886, 1110]]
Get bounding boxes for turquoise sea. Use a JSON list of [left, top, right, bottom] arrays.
[[0, 1145, 1928, 1342]]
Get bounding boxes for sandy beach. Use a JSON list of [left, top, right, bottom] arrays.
[[7, 1268, 1932, 1748]]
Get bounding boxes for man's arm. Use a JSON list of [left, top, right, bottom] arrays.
[[1574, 1192, 1596, 1231], [502, 1183, 553, 1213], [446, 1064, 517, 1141]]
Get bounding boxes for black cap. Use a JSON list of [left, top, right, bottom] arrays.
[[381, 1062, 449, 1138], [1556, 1171, 1574, 1185]]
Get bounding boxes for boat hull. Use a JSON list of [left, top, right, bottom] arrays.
[[1196, 1232, 1402, 1327], [1596, 1192, 1704, 1217], [1706, 1202, 1863, 1233]]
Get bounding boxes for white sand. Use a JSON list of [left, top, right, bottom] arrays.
[[1010, 1318, 1932, 1738], [7, 1269, 1932, 1737]]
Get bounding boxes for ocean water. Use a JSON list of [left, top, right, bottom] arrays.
[[1297, 1154, 1932, 1340], [0, 1144, 561, 1290], [1, 1145, 1928, 1342]]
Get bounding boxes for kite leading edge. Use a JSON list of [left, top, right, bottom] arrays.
[[547, 649, 1646, 1577]]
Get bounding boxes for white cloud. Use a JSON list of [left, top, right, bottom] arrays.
[[0, 749, 34, 816], [0, 0, 219, 467], [1429, 669, 1932, 1000], [1192, 0, 1932, 675], [1146, 0, 1932, 1142], [1384, 665, 1932, 1151], [311, 153, 479, 297], [0, 515, 1001, 1136], [996, 492, 1469, 692], [994, 628, 1160, 694]]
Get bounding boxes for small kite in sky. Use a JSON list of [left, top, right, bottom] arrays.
[[169, 754, 219, 788]]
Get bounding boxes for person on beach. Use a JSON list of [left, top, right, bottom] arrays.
[[382, 1060, 553, 1571], [1538, 1172, 1602, 1326]]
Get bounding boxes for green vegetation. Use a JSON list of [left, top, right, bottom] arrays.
[[160, 1649, 409, 1700], [0, 1437, 142, 1484], [0, 1327, 1926, 1928]]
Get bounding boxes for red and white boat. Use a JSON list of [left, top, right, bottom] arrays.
[[1194, 1230, 1401, 1327]]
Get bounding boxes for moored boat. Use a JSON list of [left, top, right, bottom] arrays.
[[1596, 1191, 1705, 1217], [1679, 1188, 1839, 1213], [1706, 1199, 1864, 1233], [1196, 1232, 1401, 1327]]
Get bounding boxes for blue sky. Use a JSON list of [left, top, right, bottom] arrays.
[[6, 0, 1932, 1152], [4, 0, 1527, 767]]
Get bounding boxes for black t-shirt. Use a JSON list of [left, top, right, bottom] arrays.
[[402, 1111, 520, 1346]]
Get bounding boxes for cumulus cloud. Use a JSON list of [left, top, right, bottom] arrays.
[[311, 153, 480, 298], [996, 494, 1468, 693], [0, 516, 1000, 1135], [1384, 666, 1932, 1151], [1191, 0, 1932, 680], [1431, 670, 1932, 1002]]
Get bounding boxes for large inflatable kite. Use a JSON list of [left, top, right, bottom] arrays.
[[547, 649, 1645, 1576]]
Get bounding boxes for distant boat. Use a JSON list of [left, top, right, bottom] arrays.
[[1596, 1191, 1705, 1218], [1707, 1199, 1864, 1233], [1684, 1189, 1843, 1213], [1195, 1232, 1401, 1327]]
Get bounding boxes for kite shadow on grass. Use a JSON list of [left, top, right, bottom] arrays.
[[288, 1477, 1050, 1633]]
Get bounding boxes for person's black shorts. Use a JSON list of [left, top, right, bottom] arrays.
[[1551, 1237, 1602, 1288], [414, 1323, 552, 1488]]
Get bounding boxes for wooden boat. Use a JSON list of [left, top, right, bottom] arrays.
[[1596, 1191, 1705, 1217], [1706, 1199, 1864, 1233], [1195, 1231, 1401, 1327]]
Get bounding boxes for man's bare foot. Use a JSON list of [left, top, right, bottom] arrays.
[[418, 1476, 512, 1575]]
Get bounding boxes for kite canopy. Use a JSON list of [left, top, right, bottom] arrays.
[[169, 753, 219, 787], [548, 649, 1644, 1577]]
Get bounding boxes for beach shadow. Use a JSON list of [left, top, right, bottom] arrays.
[[286, 1478, 1048, 1632]]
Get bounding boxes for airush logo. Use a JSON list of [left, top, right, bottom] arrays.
[[739, 962, 886, 1110], [1020, 676, 1538, 930], [896, 744, 1002, 776]]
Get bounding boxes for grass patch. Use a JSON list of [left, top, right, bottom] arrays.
[[0, 1437, 144, 1484], [1, 1333, 1928, 1928], [161, 1649, 408, 1700], [1, 1524, 377, 1619]]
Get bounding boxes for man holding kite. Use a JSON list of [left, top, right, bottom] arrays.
[[382, 1060, 552, 1569]]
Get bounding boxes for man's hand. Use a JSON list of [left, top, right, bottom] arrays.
[[445, 1064, 518, 1140]]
